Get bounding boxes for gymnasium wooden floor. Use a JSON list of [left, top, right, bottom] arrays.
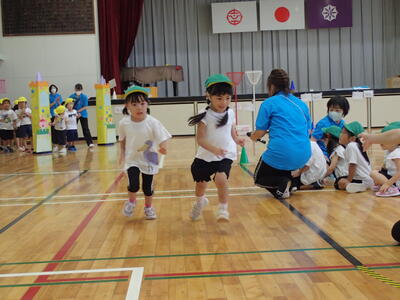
[[0, 137, 399, 299]]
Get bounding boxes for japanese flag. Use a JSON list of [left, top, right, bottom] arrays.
[[212, 1, 258, 34], [259, 0, 305, 31]]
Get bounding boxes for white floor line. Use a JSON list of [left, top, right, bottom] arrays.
[[0, 186, 260, 201], [0, 192, 268, 207], [0, 267, 144, 300]]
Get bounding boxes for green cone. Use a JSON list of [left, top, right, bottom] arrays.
[[240, 147, 249, 165]]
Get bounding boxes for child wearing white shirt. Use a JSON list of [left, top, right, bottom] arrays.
[[336, 122, 373, 193], [0, 98, 17, 153], [370, 124, 400, 197], [64, 98, 80, 152], [119, 86, 171, 220], [15, 97, 32, 152]]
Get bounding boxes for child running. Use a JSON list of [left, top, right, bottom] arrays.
[[119, 86, 171, 219], [188, 74, 245, 221], [336, 122, 373, 193]]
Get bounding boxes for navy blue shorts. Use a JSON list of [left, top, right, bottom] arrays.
[[54, 130, 66, 146], [66, 130, 78, 142], [16, 125, 32, 138], [0, 129, 14, 140]]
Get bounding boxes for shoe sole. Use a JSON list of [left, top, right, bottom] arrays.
[[216, 215, 229, 222], [375, 191, 400, 197], [346, 184, 367, 193]]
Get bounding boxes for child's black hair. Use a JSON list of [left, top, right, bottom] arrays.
[[327, 96, 350, 116], [188, 82, 232, 127], [344, 128, 370, 163], [75, 83, 83, 91], [324, 133, 340, 157], [122, 92, 150, 115]]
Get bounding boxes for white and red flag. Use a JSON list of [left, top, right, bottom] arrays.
[[211, 1, 258, 34], [259, 0, 305, 31]]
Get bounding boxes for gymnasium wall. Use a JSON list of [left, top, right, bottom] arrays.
[[0, 0, 101, 100], [128, 0, 400, 97]]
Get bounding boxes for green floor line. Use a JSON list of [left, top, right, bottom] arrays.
[[0, 244, 397, 267], [0, 278, 128, 288], [145, 265, 400, 281]]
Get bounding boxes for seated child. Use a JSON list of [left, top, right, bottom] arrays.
[[335, 122, 373, 193], [291, 140, 327, 190], [312, 96, 350, 159], [322, 125, 347, 180], [370, 123, 400, 197]]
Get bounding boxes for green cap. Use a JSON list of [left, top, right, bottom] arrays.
[[124, 85, 150, 98], [381, 122, 400, 133], [322, 126, 342, 138], [344, 121, 364, 136], [204, 74, 232, 88]]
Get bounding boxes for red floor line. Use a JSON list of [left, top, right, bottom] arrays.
[[144, 264, 355, 278], [44, 275, 129, 283], [20, 172, 125, 300]]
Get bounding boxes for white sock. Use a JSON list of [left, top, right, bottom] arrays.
[[219, 203, 228, 210]]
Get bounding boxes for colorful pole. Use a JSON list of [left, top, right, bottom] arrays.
[[29, 74, 52, 153], [95, 80, 116, 145]]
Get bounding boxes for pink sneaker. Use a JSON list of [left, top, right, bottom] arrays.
[[375, 186, 400, 197]]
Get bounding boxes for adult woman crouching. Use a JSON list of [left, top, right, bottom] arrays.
[[249, 69, 312, 199]]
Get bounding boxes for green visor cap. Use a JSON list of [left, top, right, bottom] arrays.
[[381, 122, 400, 133], [322, 125, 342, 138], [204, 74, 233, 88], [124, 85, 150, 98], [344, 121, 364, 136]]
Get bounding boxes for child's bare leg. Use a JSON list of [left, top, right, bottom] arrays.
[[370, 170, 388, 186], [195, 181, 208, 198], [338, 178, 350, 190], [214, 172, 228, 204]]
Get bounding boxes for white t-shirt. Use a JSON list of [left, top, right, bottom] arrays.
[[54, 114, 68, 131], [301, 141, 327, 185], [15, 108, 32, 126], [345, 142, 373, 186], [195, 109, 237, 162], [118, 115, 172, 175], [330, 145, 348, 178], [385, 147, 400, 186], [0, 109, 17, 130], [66, 109, 78, 130]]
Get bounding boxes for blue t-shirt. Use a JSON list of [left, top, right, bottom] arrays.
[[49, 93, 62, 117], [256, 92, 312, 171], [69, 93, 89, 118], [312, 115, 345, 158]]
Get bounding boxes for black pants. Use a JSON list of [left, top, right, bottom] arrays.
[[51, 117, 56, 144], [127, 166, 154, 196], [254, 158, 292, 198], [77, 117, 93, 146]]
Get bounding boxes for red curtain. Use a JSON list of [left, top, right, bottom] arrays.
[[98, 0, 144, 93]]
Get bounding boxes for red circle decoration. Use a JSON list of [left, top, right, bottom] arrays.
[[226, 9, 243, 26], [274, 7, 290, 23]]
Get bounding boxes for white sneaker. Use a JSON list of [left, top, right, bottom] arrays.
[[123, 201, 135, 217], [89, 144, 95, 148], [346, 183, 367, 193], [18, 146, 25, 152], [144, 207, 157, 220], [216, 207, 229, 221], [59, 147, 67, 154], [53, 146, 58, 152], [190, 197, 209, 220]]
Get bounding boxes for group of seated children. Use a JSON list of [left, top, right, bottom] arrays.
[[0, 97, 32, 153], [292, 95, 400, 197]]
